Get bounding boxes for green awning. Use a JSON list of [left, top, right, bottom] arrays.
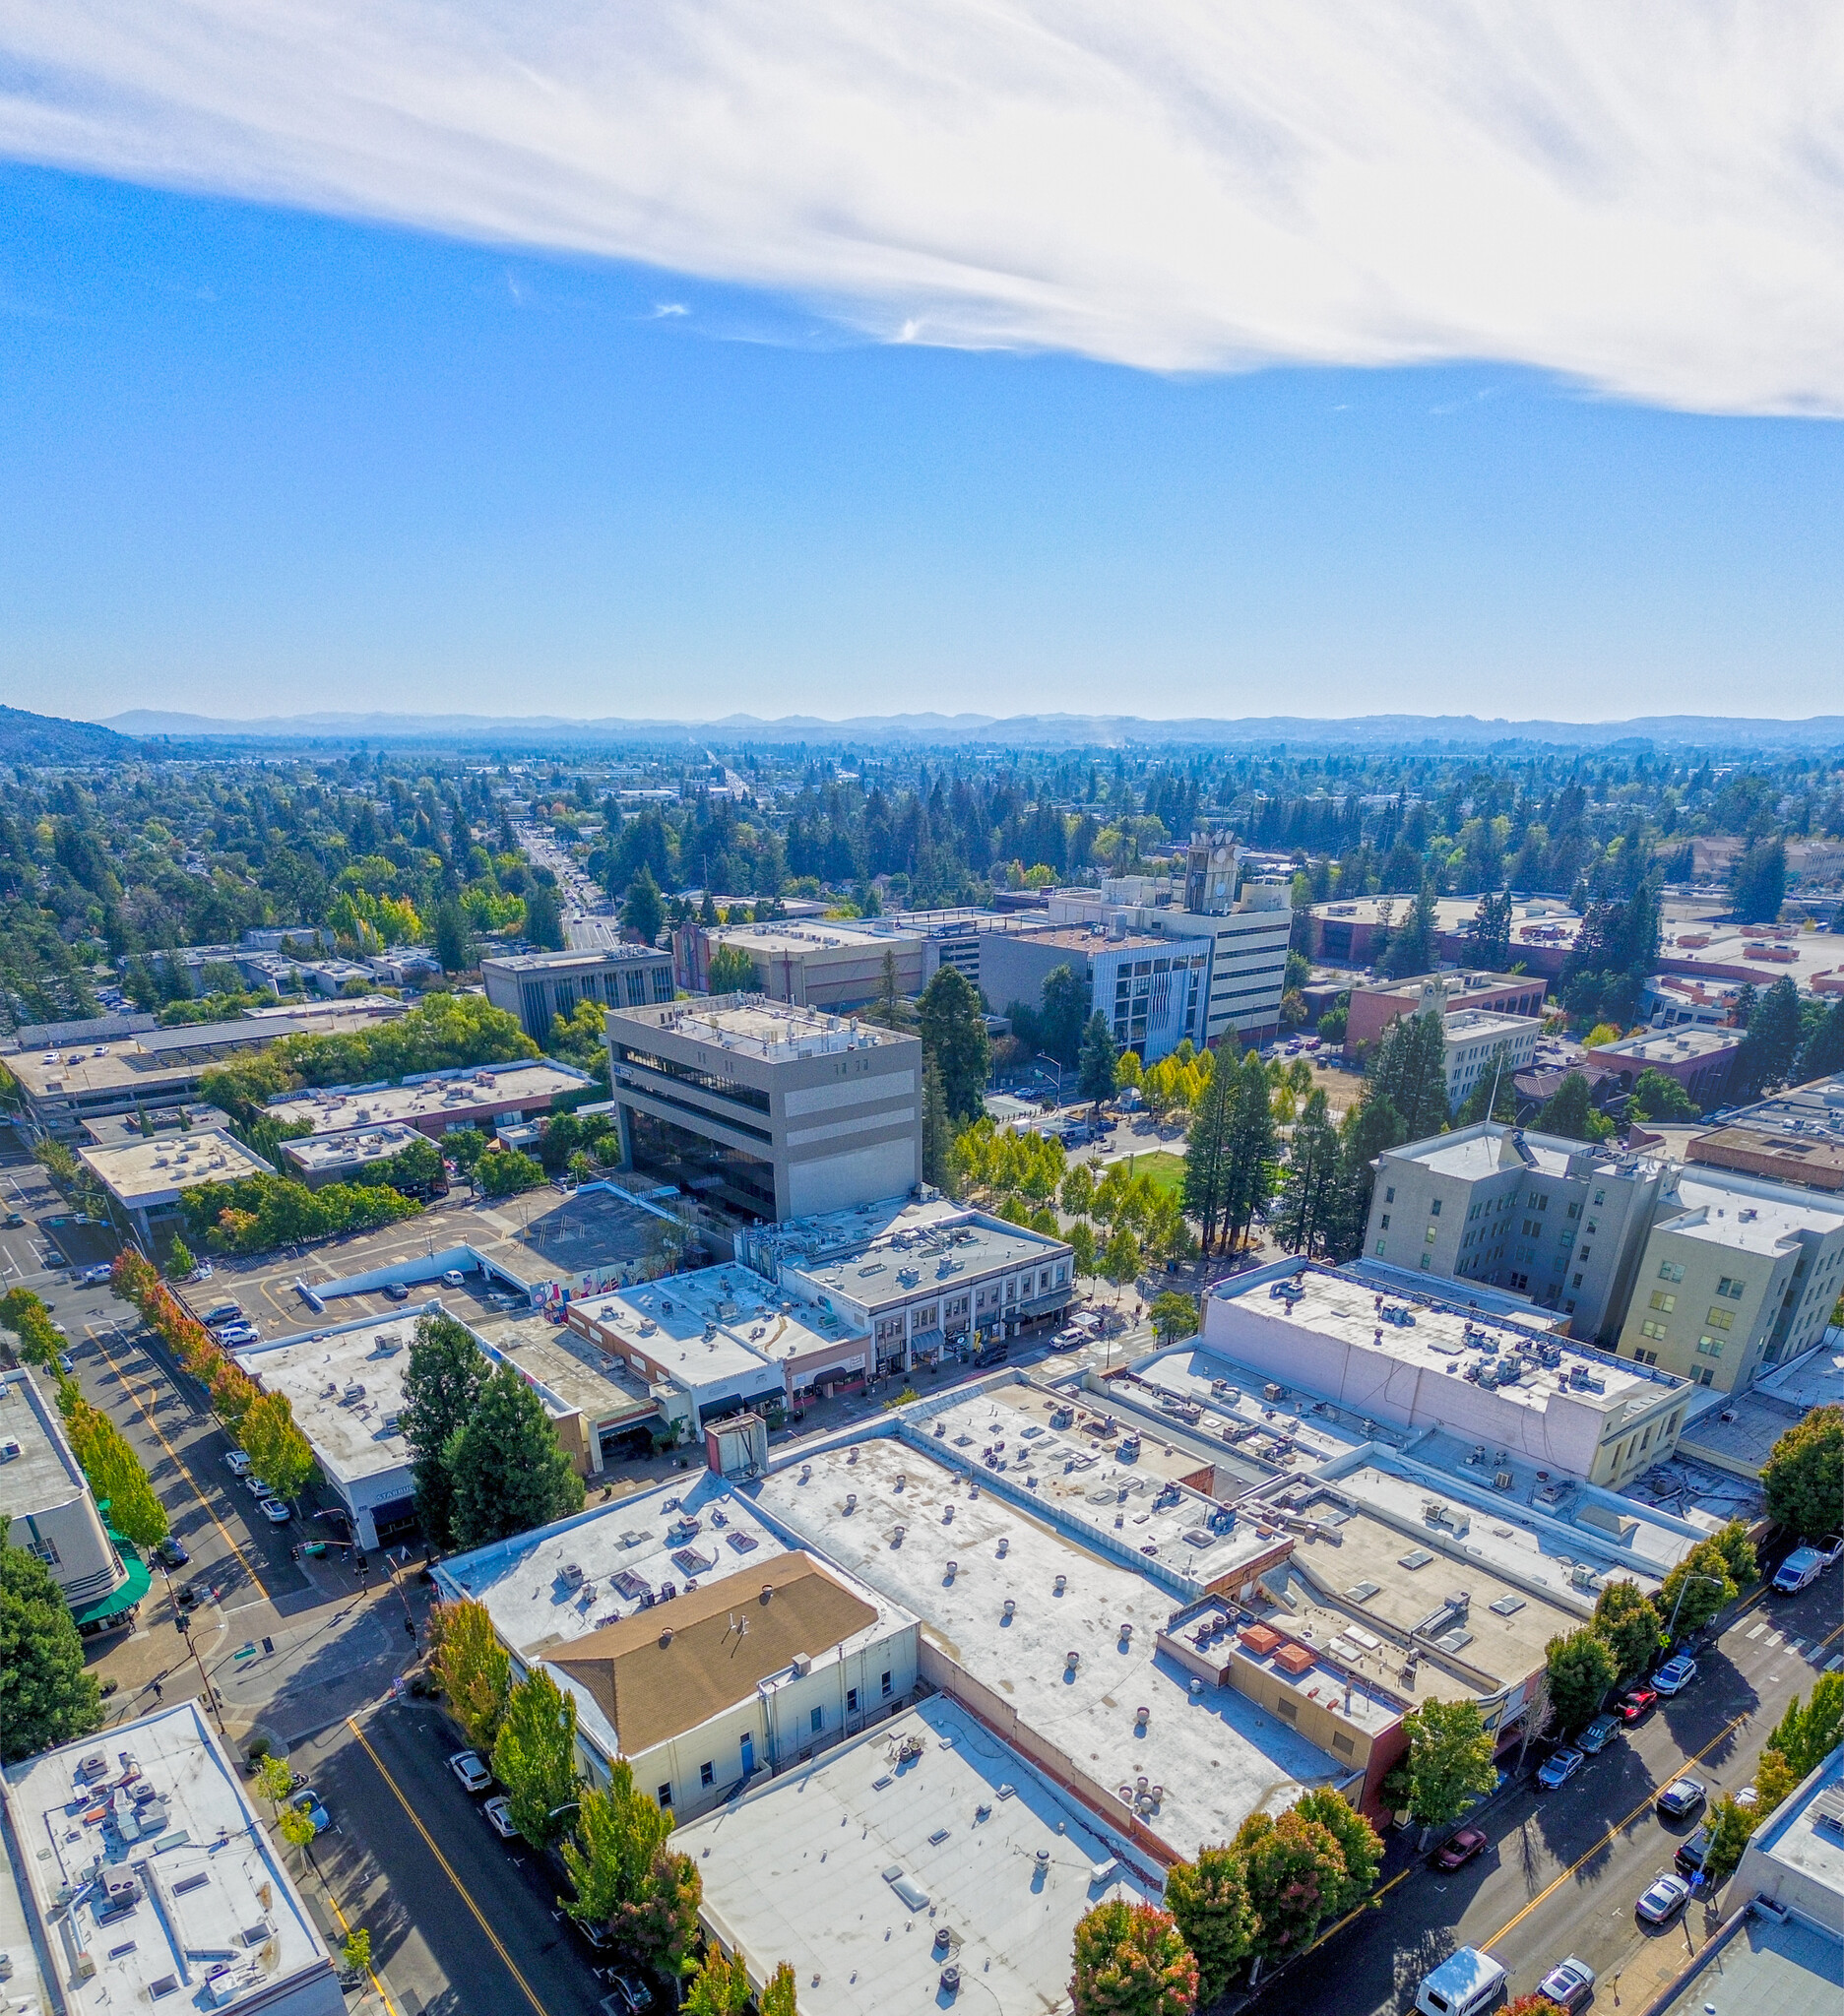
[[70, 1539, 153, 1627]]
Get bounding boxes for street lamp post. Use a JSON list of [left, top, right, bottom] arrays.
[[1664, 1571, 1729, 1645]]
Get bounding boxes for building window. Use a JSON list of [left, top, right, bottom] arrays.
[[1275, 1697, 1299, 1721], [810, 1706, 825, 1734], [1384, 1187, 1395, 1204], [700, 1762, 715, 1789], [1425, 1226, 1436, 1244], [1430, 1198, 1442, 1217], [1658, 1260, 1685, 1284], [1704, 1307, 1733, 1332], [1717, 1276, 1746, 1300], [1695, 1336, 1724, 1358], [1374, 1239, 1386, 1257], [1419, 1253, 1431, 1271], [881, 1670, 893, 1698], [1380, 1214, 1390, 1230], [1640, 1319, 1668, 1342], [1571, 1273, 1583, 1290], [27, 1534, 60, 1566], [846, 1687, 859, 1713], [1594, 1188, 1606, 1206], [659, 1783, 673, 1807], [1649, 1291, 1676, 1313], [1331, 1732, 1356, 1757]]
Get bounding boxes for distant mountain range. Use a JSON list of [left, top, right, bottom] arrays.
[[0, 706, 135, 763], [97, 708, 1844, 752]]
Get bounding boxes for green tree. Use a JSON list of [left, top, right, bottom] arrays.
[[341, 1929, 372, 1979], [279, 1800, 318, 1860], [1236, 1804, 1349, 1963], [491, 1667, 581, 1848], [402, 1312, 487, 1549], [434, 897, 477, 973], [1545, 1627, 1621, 1735], [919, 965, 990, 1124], [922, 1055, 953, 1193], [760, 1962, 798, 2016], [1149, 1291, 1199, 1343], [1731, 836, 1787, 924], [1592, 1581, 1664, 1683], [685, 1948, 752, 2016], [1753, 1746, 1800, 1815], [1465, 890, 1514, 970], [449, 1363, 587, 1549], [1629, 1068, 1698, 1123], [254, 1754, 297, 1814], [1078, 1014, 1118, 1106], [1070, 1898, 1198, 2016], [1660, 1525, 1750, 1636], [1038, 963, 1090, 1069], [1796, 997, 1844, 1082], [706, 942, 758, 995], [615, 1847, 702, 1984], [1763, 1674, 1844, 1782], [431, 1596, 512, 1754], [621, 865, 665, 946], [1701, 1794, 1757, 1883], [1164, 1844, 1254, 2004], [1069, 1221, 1098, 1277], [524, 879, 566, 952], [859, 948, 913, 1031], [444, 1125, 490, 1177], [1326, 1091, 1407, 1261], [1534, 1071, 1612, 1144], [1115, 1047, 1143, 1096], [1, 1516, 103, 1762], [58, 1394, 170, 1547], [166, 1236, 196, 1279], [1762, 1405, 1843, 1541], [1221, 1049, 1279, 1251], [475, 1147, 546, 1198], [1367, 1009, 1450, 1139], [1401, 1698, 1499, 1831], [1273, 1088, 1341, 1258], [1102, 1225, 1141, 1288], [1455, 1047, 1517, 1125], [1379, 885, 1438, 980], [1294, 1787, 1383, 1918], [238, 1391, 316, 1504], [562, 1761, 674, 1926], [1061, 1162, 1095, 1219], [1182, 1045, 1238, 1253]]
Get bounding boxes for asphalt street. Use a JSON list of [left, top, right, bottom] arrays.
[[1273, 1568, 1844, 2016]]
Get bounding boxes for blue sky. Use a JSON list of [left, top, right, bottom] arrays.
[[3, 162, 1840, 725]]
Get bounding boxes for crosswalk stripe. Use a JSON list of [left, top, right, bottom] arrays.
[[1746, 1621, 1767, 1640]]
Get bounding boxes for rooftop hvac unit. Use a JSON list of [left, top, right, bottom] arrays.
[[1494, 1471, 1515, 1491]]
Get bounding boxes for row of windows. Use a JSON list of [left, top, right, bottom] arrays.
[[660, 1670, 896, 1804]]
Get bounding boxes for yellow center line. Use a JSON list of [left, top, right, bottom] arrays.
[[86, 1319, 262, 1585], [1306, 1864, 1412, 1953], [1483, 1710, 1752, 1952], [318, 1871, 401, 2016], [344, 1717, 558, 2016]]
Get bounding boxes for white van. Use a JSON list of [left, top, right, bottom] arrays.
[[1416, 1948, 1508, 2016]]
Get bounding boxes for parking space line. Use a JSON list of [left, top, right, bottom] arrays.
[[1482, 1710, 1751, 1953], [86, 1321, 264, 1585], [343, 1718, 558, 2016]]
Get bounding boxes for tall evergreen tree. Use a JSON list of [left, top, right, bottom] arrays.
[[2, 1517, 103, 1762], [1221, 1049, 1279, 1252], [1328, 1092, 1408, 1261], [921, 1055, 953, 1193], [1182, 1043, 1240, 1253], [1378, 884, 1438, 978], [449, 1365, 587, 1549], [1077, 1014, 1117, 1106], [1367, 1009, 1451, 1140], [1273, 1088, 1341, 1259], [400, 1312, 487, 1549], [918, 966, 990, 1123]]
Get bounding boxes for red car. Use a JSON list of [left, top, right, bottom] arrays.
[[1433, 1827, 1489, 1870], [1617, 1684, 1659, 1724]]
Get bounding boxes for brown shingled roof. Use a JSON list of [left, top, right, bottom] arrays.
[[548, 1551, 878, 1753]]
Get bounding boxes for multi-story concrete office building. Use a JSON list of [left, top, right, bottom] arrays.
[[1437, 1007, 1545, 1107], [605, 996, 922, 1224], [672, 918, 925, 1010], [1200, 1262, 1691, 1488], [0, 1367, 143, 1633], [3, 1701, 345, 2016], [1685, 1070, 1844, 1194], [1616, 1166, 1844, 1391], [483, 945, 674, 1043], [1366, 1122, 1670, 1336], [1344, 970, 1550, 1054], [1046, 833, 1295, 1047], [978, 920, 1214, 1062]]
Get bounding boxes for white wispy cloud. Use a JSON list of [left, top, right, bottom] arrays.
[[3, 3, 1841, 411]]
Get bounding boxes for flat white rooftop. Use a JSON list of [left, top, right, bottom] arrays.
[[1597, 1027, 1742, 1066], [571, 1277, 790, 1394], [918, 1385, 1277, 1592], [435, 1474, 792, 1659], [0, 1365, 89, 1515], [1380, 1122, 1659, 1188], [612, 998, 910, 1061], [78, 1128, 273, 1210], [266, 1059, 591, 1134], [3, 1700, 338, 2016], [675, 1694, 1159, 2016], [754, 1437, 1349, 1860], [1442, 1008, 1538, 1042], [281, 1121, 427, 1176], [1658, 1169, 1844, 1256]]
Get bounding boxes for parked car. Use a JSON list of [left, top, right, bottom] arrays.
[[1414, 1947, 1506, 2016], [153, 1538, 190, 1569], [1577, 1715, 1621, 1754], [1537, 1747, 1585, 1791], [262, 1498, 292, 1524], [224, 1450, 253, 1476], [218, 1325, 260, 1347], [1773, 1546, 1830, 1594], [440, 1269, 466, 1290], [1653, 1655, 1698, 1695], [1536, 1959, 1596, 2013], [1432, 1827, 1489, 1871], [56, 1352, 76, 1374], [80, 1264, 112, 1286], [383, 1282, 411, 1301], [604, 1976, 654, 2015], [1675, 1827, 1713, 1878], [290, 1787, 331, 1832], [1617, 1683, 1659, 1724], [1655, 1778, 1706, 1821], [202, 1303, 243, 1328], [2, 1211, 28, 1228], [1635, 1874, 1691, 1924], [483, 1795, 518, 1839], [449, 1750, 492, 1794], [242, 1473, 273, 1497]]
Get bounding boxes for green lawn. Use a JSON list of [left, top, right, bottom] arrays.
[[1116, 1150, 1186, 1200]]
